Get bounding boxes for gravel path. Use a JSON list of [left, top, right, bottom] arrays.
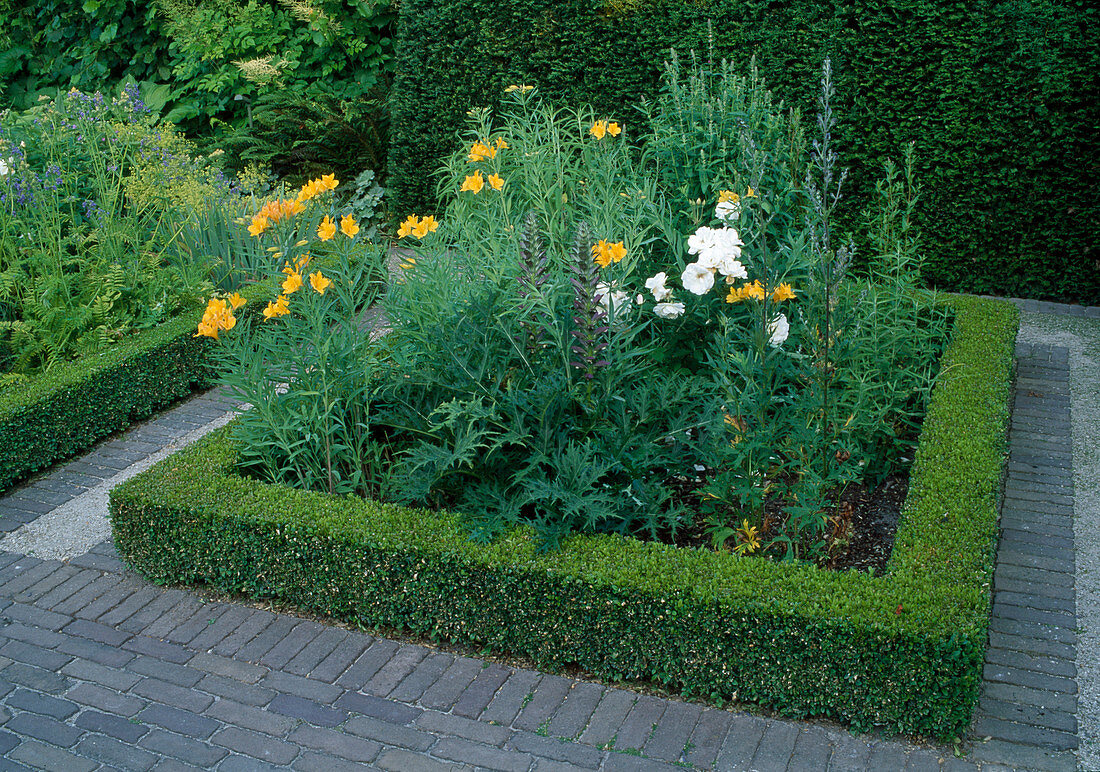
[[1016, 310, 1100, 772]]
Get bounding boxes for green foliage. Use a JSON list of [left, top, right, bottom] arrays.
[[0, 0, 396, 184], [0, 87, 224, 376], [388, 0, 1100, 304], [109, 293, 1018, 740]]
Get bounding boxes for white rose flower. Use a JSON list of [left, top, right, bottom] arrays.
[[0, 159, 8, 177], [768, 313, 790, 347], [681, 263, 715, 295], [654, 301, 686, 319], [644, 271, 672, 301], [716, 254, 748, 280], [595, 282, 630, 318], [687, 226, 718, 256], [715, 200, 740, 222]]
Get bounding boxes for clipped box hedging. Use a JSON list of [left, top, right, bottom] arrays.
[[388, 0, 1099, 304], [110, 295, 1017, 739], [0, 310, 216, 493]]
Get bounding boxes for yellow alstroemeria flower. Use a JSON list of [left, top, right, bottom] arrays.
[[739, 280, 766, 301], [592, 239, 611, 267], [320, 173, 338, 190], [468, 141, 496, 163], [606, 241, 626, 263], [494, 136, 508, 150], [340, 214, 360, 238], [282, 271, 303, 294], [248, 215, 270, 237], [228, 292, 246, 310], [262, 294, 291, 320], [606, 121, 622, 137], [397, 215, 418, 238], [771, 283, 796, 302], [487, 173, 504, 191], [419, 215, 439, 234], [504, 84, 534, 93], [589, 120, 607, 140], [718, 190, 740, 204], [309, 271, 332, 295], [317, 215, 337, 241], [460, 171, 485, 194]]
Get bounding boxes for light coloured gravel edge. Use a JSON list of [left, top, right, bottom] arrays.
[[1016, 312, 1100, 772], [0, 410, 237, 562]]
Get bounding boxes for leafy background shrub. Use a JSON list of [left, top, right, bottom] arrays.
[[0, 0, 395, 184], [387, 0, 1099, 304]]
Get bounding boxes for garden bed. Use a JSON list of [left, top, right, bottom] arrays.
[[110, 294, 1017, 739]]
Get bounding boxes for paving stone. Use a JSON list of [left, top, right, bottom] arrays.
[[131, 676, 214, 714], [262, 669, 343, 703], [969, 738, 1077, 772], [195, 673, 276, 706], [284, 627, 349, 677], [140, 728, 231, 767], [124, 635, 195, 665], [982, 681, 1077, 714], [138, 702, 222, 739], [681, 707, 732, 769], [906, 747, 948, 770], [609, 694, 666, 751], [165, 602, 232, 645], [344, 715, 435, 750], [66, 682, 147, 716], [235, 615, 302, 664], [97, 586, 162, 627], [67, 549, 127, 573], [142, 596, 208, 640], [118, 590, 193, 634], [993, 590, 1076, 615], [978, 696, 1077, 733], [431, 736, 531, 771], [363, 642, 428, 698], [5, 688, 79, 719], [543, 680, 604, 740], [75, 732, 159, 771], [417, 710, 511, 745], [187, 606, 256, 653], [987, 629, 1076, 660], [50, 573, 124, 616], [335, 690, 423, 724], [0, 730, 17, 756], [75, 708, 151, 742], [187, 651, 267, 684], [375, 747, 461, 771], [309, 633, 371, 683], [4, 711, 83, 747], [972, 716, 1077, 751], [602, 754, 685, 771], [0, 621, 67, 649], [982, 663, 1077, 694], [260, 620, 326, 670], [383, 650, 453, 706], [825, 730, 875, 770], [287, 724, 382, 763], [2, 602, 69, 631], [7, 739, 98, 772], [64, 617, 132, 647], [268, 693, 348, 727], [211, 726, 300, 765], [0, 639, 72, 672], [335, 638, 400, 690], [2, 662, 71, 694], [713, 715, 766, 770], [206, 698, 298, 737], [508, 730, 603, 767], [61, 659, 141, 691], [576, 687, 637, 748], [481, 669, 542, 727], [787, 724, 832, 770], [988, 616, 1076, 645], [217, 753, 287, 772], [129, 654, 204, 687], [512, 674, 573, 735], [13, 567, 77, 603]]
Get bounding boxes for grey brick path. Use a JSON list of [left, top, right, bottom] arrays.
[[0, 298, 1095, 770]]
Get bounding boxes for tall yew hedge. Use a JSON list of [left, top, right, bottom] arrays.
[[388, 0, 1099, 303]]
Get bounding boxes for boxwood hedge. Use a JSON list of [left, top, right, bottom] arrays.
[[0, 309, 216, 494], [109, 294, 1017, 739]]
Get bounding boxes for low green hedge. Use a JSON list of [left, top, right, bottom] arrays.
[[0, 310, 216, 493], [109, 294, 1017, 739]]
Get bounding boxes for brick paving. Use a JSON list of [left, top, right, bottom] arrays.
[[0, 299, 1092, 770]]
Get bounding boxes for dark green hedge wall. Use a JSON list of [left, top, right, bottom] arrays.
[[388, 0, 1099, 304]]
